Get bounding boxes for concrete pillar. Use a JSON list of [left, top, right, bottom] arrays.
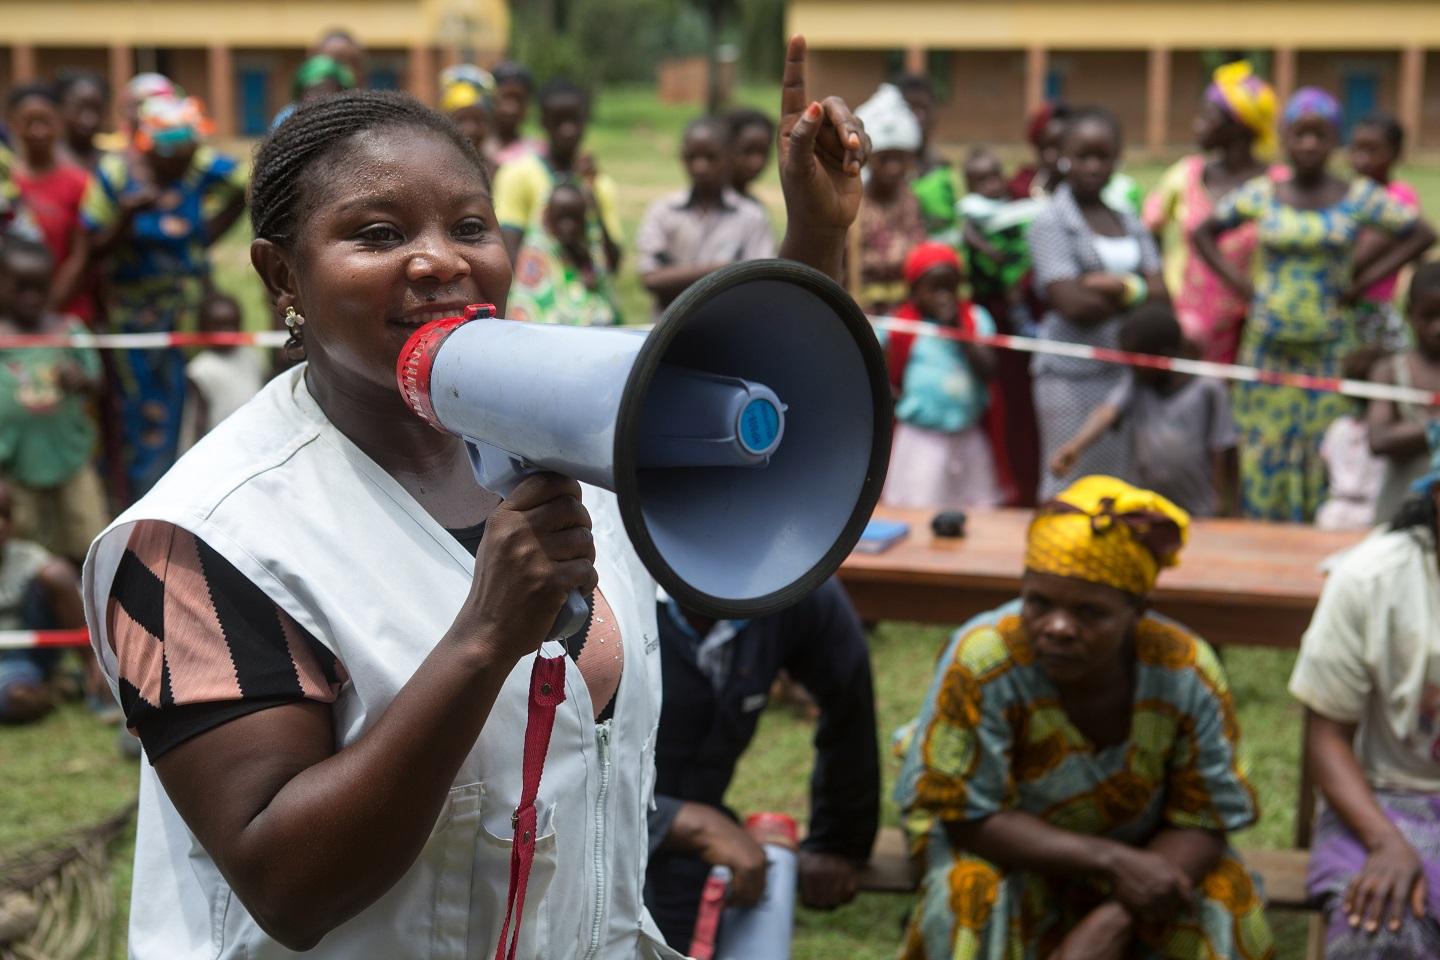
[[11, 44, 36, 85], [207, 43, 234, 138], [904, 45, 926, 76], [1025, 45, 1049, 115], [1146, 46, 1172, 155], [108, 43, 134, 131], [408, 43, 436, 107], [1273, 46, 1297, 106], [1398, 46, 1425, 150]]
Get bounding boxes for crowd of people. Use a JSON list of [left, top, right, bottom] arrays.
[[863, 62, 1439, 533], [0, 25, 1435, 960]]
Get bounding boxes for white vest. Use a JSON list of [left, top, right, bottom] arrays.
[[83, 367, 685, 960]]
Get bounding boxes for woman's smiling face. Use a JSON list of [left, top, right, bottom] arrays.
[[278, 127, 511, 395]]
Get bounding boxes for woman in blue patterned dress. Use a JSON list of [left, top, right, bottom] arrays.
[[80, 93, 246, 500], [1194, 88, 1435, 522]]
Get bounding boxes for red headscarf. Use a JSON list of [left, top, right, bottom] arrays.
[[1026, 102, 1057, 148], [903, 241, 962, 288]]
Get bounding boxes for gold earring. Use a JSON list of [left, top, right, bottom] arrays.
[[283, 306, 306, 357], [283, 305, 305, 333]]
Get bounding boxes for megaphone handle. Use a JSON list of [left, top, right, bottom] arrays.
[[465, 439, 591, 642]]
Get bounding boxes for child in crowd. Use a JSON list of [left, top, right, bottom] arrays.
[[853, 83, 926, 314], [488, 61, 541, 170], [724, 107, 774, 202], [494, 78, 622, 273], [440, 64, 496, 174], [7, 83, 95, 326], [0, 238, 107, 564], [1368, 261, 1440, 525], [893, 72, 957, 243], [0, 480, 88, 724], [508, 183, 621, 327], [636, 116, 774, 318], [1351, 113, 1421, 351], [180, 292, 266, 449], [1050, 303, 1236, 516], [880, 241, 999, 510], [960, 146, 1041, 332], [1317, 347, 1389, 531]]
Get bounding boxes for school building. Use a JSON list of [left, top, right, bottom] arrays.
[[0, 0, 509, 137], [789, 0, 1440, 153]]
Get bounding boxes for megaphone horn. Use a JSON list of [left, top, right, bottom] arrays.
[[396, 259, 892, 629]]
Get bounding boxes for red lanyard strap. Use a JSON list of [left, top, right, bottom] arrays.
[[494, 653, 568, 960], [687, 867, 731, 960]]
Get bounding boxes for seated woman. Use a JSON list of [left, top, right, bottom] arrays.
[[895, 475, 1274, 960], [1289, 424, 1440, 959]]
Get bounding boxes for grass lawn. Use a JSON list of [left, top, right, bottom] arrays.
[[6, 81, 1437, 958]]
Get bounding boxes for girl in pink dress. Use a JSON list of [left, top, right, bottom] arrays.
[[1143, 62, 1278, 364]]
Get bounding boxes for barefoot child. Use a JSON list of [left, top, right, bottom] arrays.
[[0, 237, 107, 563], [880, 241, 1000, 510], [1049, 303, 1237, 516], [1368, 261, 1440, 525]]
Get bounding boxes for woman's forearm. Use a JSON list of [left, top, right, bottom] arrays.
[[1145, 827, 1224, 887], [780, 226, 848, 284], [1306, 709, 1402, 851], [157, 629, 525, 950], [946, 811, 1123, 879], [1351, 224, 1437, 294]]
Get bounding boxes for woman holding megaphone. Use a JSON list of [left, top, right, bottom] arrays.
[[81, 37, 870, 960]]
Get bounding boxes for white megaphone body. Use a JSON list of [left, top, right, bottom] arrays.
[[395, 259, 891, 633]]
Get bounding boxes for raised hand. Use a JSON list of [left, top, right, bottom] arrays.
[[777, 34, 871, 278]]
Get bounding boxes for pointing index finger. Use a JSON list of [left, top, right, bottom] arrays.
[[781, 34, 808, 122]]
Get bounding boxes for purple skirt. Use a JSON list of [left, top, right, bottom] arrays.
[[1307, 790, 1440, 958]]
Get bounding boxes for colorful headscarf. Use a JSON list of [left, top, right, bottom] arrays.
[[440, 64, 496, 114], [126, 73, 180, 106], [133, 95, 212, 156], [1283, 87, 1342, 130], [854, 83, 922, 154], [1025, 476, 1191, 597], [1206, 61, 1277, 159], [293, 55, 356, 100], [903, 241, 962, 287]]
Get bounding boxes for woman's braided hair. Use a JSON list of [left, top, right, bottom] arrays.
[[250, 89, 489, 247]]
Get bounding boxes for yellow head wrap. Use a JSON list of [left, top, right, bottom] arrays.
[[1024, 476, 1191, 597], [440, 64, 495, 114], [1206, 61, 1278, 160]]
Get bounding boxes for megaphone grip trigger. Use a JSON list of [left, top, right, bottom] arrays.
[[548, 589, 591, 642]]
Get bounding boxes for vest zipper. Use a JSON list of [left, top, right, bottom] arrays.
[[584, 721, 613, 960]]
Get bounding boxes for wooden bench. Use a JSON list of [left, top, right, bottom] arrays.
[[857, 832, 1324, 958]]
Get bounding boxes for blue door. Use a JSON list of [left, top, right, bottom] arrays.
[[1342, 70, 1378, 139], [1045, 68, 1065, 102], [239, 67, 269, 136], [369, 66, 400, 91]]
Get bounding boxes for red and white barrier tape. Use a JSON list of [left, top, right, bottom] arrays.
[[0, 320, 1432, 408], [0, 628, 90, 650], [0, 330, 289, 350], [870, 315, 1440, 409]]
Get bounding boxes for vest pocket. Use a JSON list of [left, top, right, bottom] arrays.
[[427, 780, 485, 959], [474, 791, 558, 958]]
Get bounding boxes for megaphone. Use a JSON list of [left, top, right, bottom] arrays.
[[396, 259, 890, 633]]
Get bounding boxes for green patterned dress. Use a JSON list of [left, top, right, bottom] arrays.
[[1210, 175, 1420, 521]]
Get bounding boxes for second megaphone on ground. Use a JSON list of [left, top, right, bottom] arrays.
[[396, 258, 891, 622]]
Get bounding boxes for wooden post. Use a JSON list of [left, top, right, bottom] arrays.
[[1398, 45, 1424, 150], [11, 44, 36, 85], [1273, 46, 1297, 106], [1025, 46, 1049, 114], [108, 43, 133, 131], [408, 43, 437, 107], [206, 44, 234, 138], [904, 46, 926, 76], [1146, 46, 1171, 155]]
